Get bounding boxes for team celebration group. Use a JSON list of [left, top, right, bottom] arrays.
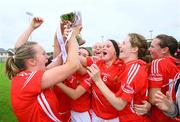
[[5, 16, 180, 122]]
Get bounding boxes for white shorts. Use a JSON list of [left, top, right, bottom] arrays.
[[91, 111, 119, 122], [71, 110, 91, 122]]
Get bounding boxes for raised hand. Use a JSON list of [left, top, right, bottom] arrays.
[[72, 25, 82, 37], [31, 17, 44, 29], [15, 16, 44, 48]]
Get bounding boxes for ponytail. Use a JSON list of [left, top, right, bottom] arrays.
[[5, 41, 37, 80], [128, 33, 148, 62], [5, 57, 20, 79]]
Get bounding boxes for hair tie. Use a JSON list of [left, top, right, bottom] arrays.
[[8, 49, 15, 55], [7, 49, 16, 60]]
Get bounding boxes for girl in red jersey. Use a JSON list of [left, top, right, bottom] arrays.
[[148, 34, 180, 122], [52, 22, 91, 122], [5, 17, 81, 122], [92, 42, 103, 59], [57, 47, 92, 122], [87, 33, 150, 122], [52, 26, 73, 122], [81, 39, 124, 122]]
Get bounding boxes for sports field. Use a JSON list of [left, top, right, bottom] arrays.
[[0, 62, 17, 122]]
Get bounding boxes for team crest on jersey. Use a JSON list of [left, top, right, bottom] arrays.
[[121, 84, 134, 94], [101, 73, 110, 82]]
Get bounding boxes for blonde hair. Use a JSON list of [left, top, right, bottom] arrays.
[[128, 33, 148, 61], [5, 42, 37, 79]]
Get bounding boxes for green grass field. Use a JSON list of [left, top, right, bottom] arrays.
[[0, 62, 17, 122]]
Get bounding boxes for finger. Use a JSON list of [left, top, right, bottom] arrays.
[[141, 100, 148, 104], [92, 64, 99, 70], [134, 104, 143, 108], [154, 94, 164, 102], [38, 17, 44, 22], [166, 91, 171, 100], [86, 67, 94, 75], [155, 98, 163, 103], [136, 112, 144, 116], [87, 66, 97, 75], [89, 64, 97, 73], [141, 100, 150, 108], [91, 64, 99, 72], [155, 92, 164, 100], [157, 91, 166, 97], [87, 69, 93, 77], [34, 17, 43, 23], [134, 108, 145, 115], [86, 66, 92, 73], [134, 104, 145, 111], [134, 106, 144, 112]]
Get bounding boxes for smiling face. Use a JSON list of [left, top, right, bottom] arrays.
[[149, 37, 168, 60], [78, 48, 90, 58], [101, 40, 117, 62], [119, 33, 147, 62], [32, 44, 48, 70], [92, 42, 103, 58], [119, 36, 133, 61]]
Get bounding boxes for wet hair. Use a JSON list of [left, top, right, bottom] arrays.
[[109, 39, 120, 58], [156, 34, 178, 56], [128, 33, 148, 61], [5, 42, 38, 79], [79, 47, 92, 56]]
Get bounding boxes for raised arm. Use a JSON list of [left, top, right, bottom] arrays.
[[41, 25, 81, 89], [53, 21, 69, 58], [46, 22, 71, 69], [46, 32, 62, 70], [15, 17, 43, 48], [53, 32, 61, 58]]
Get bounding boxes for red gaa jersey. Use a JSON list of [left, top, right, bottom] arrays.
[[116, 59, 149, 122], [11, 70, 61, 122], [54, 85, 71, 122], [148, 56, 179, 122], [66, 72, 91, 112], [87, 57, 125, 119]]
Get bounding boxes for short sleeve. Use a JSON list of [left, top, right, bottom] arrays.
[[116, 83, 134, 102], [116, 63, 147, 102], [21, 71, 44, 95], [80, 77, 91, 93], [148, 59, 163, 88]]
